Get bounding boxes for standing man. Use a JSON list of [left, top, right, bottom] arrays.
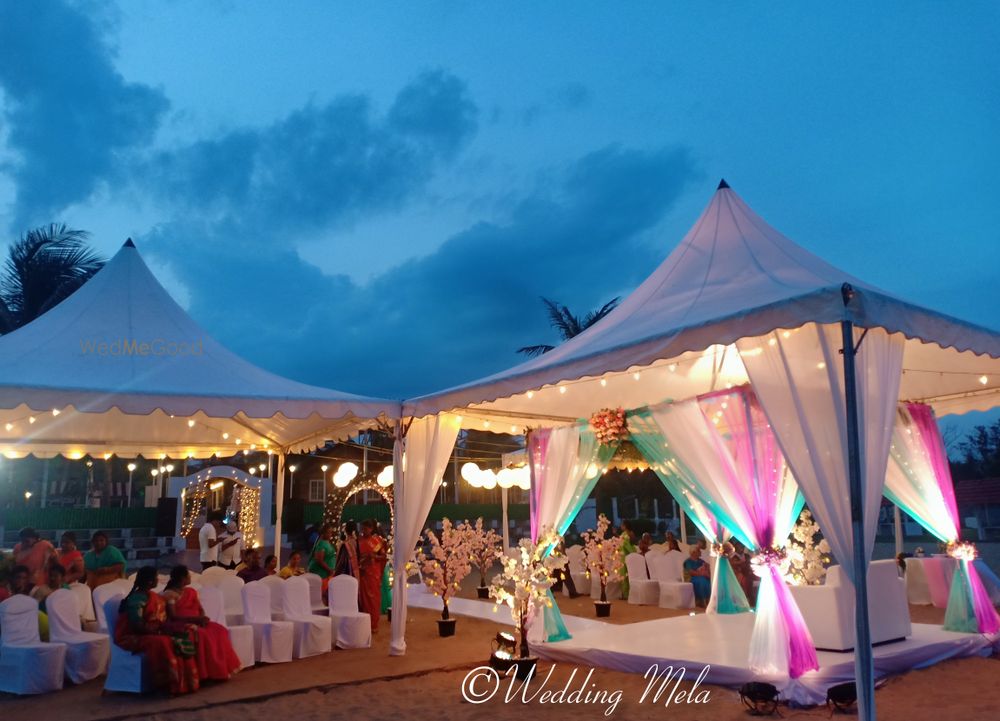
[[217, 520, 243, 570], [198, 510, 224, 570]]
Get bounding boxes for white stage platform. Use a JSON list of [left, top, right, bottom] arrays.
[[407, 587, 998, 705]]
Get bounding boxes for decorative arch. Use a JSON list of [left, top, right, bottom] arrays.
[[178, 465, 262, 541], [323, 472, 394, 540]]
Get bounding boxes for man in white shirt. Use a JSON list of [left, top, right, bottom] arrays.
[[198, 510, 224, 570], [217, 520, 244, 570]]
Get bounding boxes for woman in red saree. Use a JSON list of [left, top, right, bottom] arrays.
[[162, 565, 241, 681], [357, 519, 388, 631], [114, 566, 199, 695]]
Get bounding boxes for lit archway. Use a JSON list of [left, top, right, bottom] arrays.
[[323, 472, 394, 540]]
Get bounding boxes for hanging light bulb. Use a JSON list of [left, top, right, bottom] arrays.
[[460, 462, 481, 483], [496, 468, 517, 489], [377, 465, 394, 487], [479, 469, 498, 490]]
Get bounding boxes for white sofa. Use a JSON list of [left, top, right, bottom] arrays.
[[789, 559, 911, 652]]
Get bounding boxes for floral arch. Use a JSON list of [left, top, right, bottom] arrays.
[[323, 472, 394, 540]]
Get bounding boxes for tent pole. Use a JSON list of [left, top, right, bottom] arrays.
[[842, 319, 875, 721], [389, 419, 406, 655], [274, 451, 286, 566], [894, 505, 904, 557], [679, 507, 688, 545], [501, 486, 510, 550]]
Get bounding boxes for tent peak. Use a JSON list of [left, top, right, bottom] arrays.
[[123, 238, 136, 249], [717, 178, 731, 190]]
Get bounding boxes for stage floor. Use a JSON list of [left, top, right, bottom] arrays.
[[407, 587, 998, 705]]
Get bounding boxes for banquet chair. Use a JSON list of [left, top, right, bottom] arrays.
[[0, 594, 67, 694], [303, 572, 329, 615], [241, 581, 294, 663], [589, 564, 622, 601], [199, 586, 255, 669], [69, 582, 97, 628], [328, 575, 372, 649], [93, 580, 134, 633], [217, 574, 246, 625], [649, 552, 695, 609], [281, 576, 333, 658], [260, 574, 287, 620], [199, 565, 232, 587], [46, 589, 110, 684], [564, 545, 591, 597], [789, 559, 911, 651], [101, 595, 149, 693], [625, 553, 659, 605]]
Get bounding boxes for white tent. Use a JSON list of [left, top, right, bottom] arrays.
[[0, 239, 400, 556], [406, 180, 1000, 425], [403, 181, 1000, 720]]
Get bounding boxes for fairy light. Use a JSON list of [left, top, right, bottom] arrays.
[[187, 419, 196, 428], [980, 375, 989, 385], [52, 408, 61, 416], [29, 416, 36, 424], [600, 378, 607, 387], [4, 423, 11, 431], [559, 386, 567, 394], [526, 390, 535, 399]]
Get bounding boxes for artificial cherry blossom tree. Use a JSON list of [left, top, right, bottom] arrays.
[[420, 518, 475, 621], [581, 513, 625, 603], [470, 517, 503, 589]]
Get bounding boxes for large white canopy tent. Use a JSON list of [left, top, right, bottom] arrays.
[[403, 181, 1000, 720], [0, 239, 400, 556]]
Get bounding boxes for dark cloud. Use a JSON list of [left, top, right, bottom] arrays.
[[147, 144, 698, 398], [143, 71, 478, 234], [0, 1, 168, 229]]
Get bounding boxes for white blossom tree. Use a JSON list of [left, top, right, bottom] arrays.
[[470, 517, 502, 589], [785, 508, 832, 586], [420, 518, 476, 620], [580, 513, 625, 603]]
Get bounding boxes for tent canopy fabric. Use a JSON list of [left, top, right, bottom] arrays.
[[405, 182, 1000, 424], [0, 240, 399, 458]]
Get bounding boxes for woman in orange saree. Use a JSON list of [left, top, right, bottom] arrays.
[[162, 565, 241, 681], [357, 519, 388, 631], [114, 567, 199, 695]]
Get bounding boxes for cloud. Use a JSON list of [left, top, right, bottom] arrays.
[[0, 0, 168, 229], [142, 70, 478, 235], [147, 143, 699, 398]]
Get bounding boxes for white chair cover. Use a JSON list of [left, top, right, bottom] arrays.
[[46, 589, 110, 684], [328, 575, 372, 649], [260, 575, 287, 620], [199, 566, 232, 587], [218, 575, 247, 625], [200, 586, 254, 670], [69, 582, 96, 625], [93, 580, 133, 633], [564, 544, 591, 596], [281, 576, 332, 658], [241, 582, 293, 663], [303, 572, 328, 614], [102, 595, 148, 693], [589, 574, 622, 601], [649, 552, 695, 609], [625, 553, 659, 605], [0, 595, 67, 694]]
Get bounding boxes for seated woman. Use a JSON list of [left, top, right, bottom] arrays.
[[56, 532, 85, 585], [162, 565, 241, 682], [278, 550, 305, 579], [114, 566, 199, 695], [84, 531, 126, 590], [264, 555, 278, 576], [683, 547, 712, 608]]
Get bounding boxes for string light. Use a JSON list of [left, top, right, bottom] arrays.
[[980, 375, 989, 385]]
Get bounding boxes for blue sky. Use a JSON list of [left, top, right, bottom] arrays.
[[1, 1, 998, 430]]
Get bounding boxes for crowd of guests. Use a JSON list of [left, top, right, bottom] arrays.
[[197, 513, 390, 632], [614, 523, 757, 609]]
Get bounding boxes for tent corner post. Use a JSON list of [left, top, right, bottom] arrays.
[[842, 319, 876, 721], [273, 451, 286, 566]]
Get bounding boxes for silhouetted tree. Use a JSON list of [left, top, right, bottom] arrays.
[[516, 297, 620, 357]]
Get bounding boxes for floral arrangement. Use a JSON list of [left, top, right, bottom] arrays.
[[489, 527, 566, 658], [947, 540, 978, 561], [589, 408, 628, 445], [750, 545, 790, 578], [469, 517, 503, 588], [580, 513, 625, 602], [419, 518, 475, 620], [785, 509, 832, 586]]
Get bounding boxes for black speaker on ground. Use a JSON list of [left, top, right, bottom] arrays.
[[284, 498, 306, 535], [155, 497, 179, 537]]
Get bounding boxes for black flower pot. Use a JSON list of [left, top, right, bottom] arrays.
[[594, 601, 612, 618], [438, 618, 457, 637], [511, 656, 538, 680], [386, 608, 392, 623], [476, 586, 490, 599]]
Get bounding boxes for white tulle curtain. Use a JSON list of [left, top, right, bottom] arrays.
[[735, 324, 904, 584], [389, 413, 462, 656]]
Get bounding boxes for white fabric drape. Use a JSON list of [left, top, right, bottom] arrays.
[[736, 323, 904, 583], [389, 414, 462, 656], [531, 424, 599, 538]]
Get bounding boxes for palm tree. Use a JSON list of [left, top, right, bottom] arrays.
[[0, 224, 104, 333], [516, 296, 621, 357]]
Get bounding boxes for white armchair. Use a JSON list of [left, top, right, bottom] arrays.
[[789, 559, 911, 652]]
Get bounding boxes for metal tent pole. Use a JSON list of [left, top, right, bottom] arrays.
[[273, 452, 286, 566], [894, 505, 904, 557], [842, 319, 875, 721]]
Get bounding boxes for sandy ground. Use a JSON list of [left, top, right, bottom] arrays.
[[2, 578, 998, 721]]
